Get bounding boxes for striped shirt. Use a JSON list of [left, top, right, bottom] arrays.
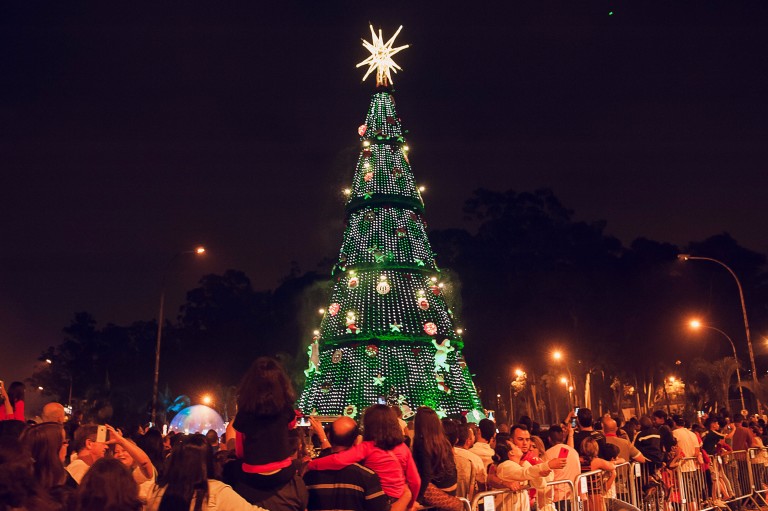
[[304, 462, 390, 511]]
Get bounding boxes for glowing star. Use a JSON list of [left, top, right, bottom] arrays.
[[357, 25, 410, 87], [373, 374, 386, 386], [390, 322, 402, 333]]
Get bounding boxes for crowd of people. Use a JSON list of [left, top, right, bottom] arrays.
[[3, 368, 768, 511]]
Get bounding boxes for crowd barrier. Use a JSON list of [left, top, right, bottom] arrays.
[[462, 447, 768, 511]]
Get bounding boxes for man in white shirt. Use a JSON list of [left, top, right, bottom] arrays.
[[66, 424, 108, 484], [544, 425, 581, 511], [455, 421, 488, 486], [671, 415, 701, 473], [469, 419, 496, 471]]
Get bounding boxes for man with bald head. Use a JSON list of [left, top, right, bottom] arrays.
[[304, 416, 396, 511], [41, 402, 66, 424], [603, 416, 646, 463]]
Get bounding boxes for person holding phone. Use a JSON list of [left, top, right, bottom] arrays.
[[0, 380, 25, 421], [66, 424, 110, 484], [544, 425, 581, 511]]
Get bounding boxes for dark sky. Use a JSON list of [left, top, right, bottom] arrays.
[[2, 2, 767, 385]]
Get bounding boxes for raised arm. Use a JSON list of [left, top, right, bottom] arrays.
[[307, 441, 372, 471], [107, 425, 155, 479]]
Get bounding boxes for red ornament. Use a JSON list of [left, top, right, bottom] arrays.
[[395, 227, 407, 238], [386, 116, 396, 125], [409, 212, 419, 222], [364, 172, 374, 182], [328, 303, 340, 316], [358, 124, 367, 136], [366, 344, 379, 357], [392, 167, 403, 177], [430, 285, 440, 295], [362, 149, 372, 158], [418, 298, 430, 310], [348, 277, 359, 289], [423, 322, 437, 335], [412, 348, 422, 356]]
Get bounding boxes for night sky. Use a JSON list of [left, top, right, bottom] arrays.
[[2, 2, 767, 386]]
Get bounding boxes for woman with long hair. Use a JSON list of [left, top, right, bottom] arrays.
[[222, 357, 308, 511], [141, 434, 267, 511], [0, 381, 25, 421], [0, 436, 61, 511], [307, 404, 421, 508], [75, 458, 142, 511], [19, 422, 76, 497], [412, 407, 458, 507]]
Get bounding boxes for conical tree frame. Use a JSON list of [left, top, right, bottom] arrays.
[[298, 86, 485, 422]]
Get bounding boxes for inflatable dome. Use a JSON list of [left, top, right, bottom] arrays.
[[168, 405, 226, 436]]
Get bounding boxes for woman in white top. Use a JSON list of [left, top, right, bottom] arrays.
[[493, 442, 566, 511], [140, 433, 267, 511]]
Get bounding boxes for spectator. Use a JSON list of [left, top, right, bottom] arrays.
[[66, 424, 108, 484], [223, 357, 308, 511], [138, 428, 166, 479], [0, 436, 60, 511], [469, 418, 496, 470], [75, 457, 142, 511], [19, 421, 76, 508], [109, 424, 156, 484], [573, 408, 606, 457], [454, 421, 487, 492], [206, 429, 221, 454], [596, 442, 639, 511], [603, 416, 646, 463], [41, 403, 67, 424], [544, 425, 580, 511], [307, 404, 421, 508], [0, 419, 27, 441], [413, 407, 459, 508], [651, 410, 676, 461], [492, 441, 565, 511], [304, 415, 404, 511], [701, 417, 726, 456], [0, 381, 25, 422], [731, 420, 755, 451], [634, 416, 663, 467], [142, 434, 266, 511]]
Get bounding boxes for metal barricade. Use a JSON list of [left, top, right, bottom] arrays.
[[717, 450, 751, 504], [636, 461, 666, 511], [613, 462, 639, 509], [575, 470, 607, 511], [547, 478, 577, 511], [470, 488, 530, 511], [748, 446, 768, 506], [668, 456, 712, 511]]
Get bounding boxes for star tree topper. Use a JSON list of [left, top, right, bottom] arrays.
[[357, 25, 409, 87]]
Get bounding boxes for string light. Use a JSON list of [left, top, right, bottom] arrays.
[[298, 62, 483, 420]]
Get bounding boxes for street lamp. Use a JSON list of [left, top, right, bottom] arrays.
[[689, 318, 746, 413], [151, 246, 206, 426], [678, 254, 758, 410], [553, 350, 577, 406]]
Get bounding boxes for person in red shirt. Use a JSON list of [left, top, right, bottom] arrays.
[[0, 381, 25, 422]]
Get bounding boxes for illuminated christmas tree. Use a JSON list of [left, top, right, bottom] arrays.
[[298, 25, 485, 422]]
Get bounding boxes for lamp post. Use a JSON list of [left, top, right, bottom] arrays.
[[689, 319, 746, 413], [678, 254, 758, 410], [151, 246, 206, 426], [553, 350, 577, 407]]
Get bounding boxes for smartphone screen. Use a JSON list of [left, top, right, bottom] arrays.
[[559, 447, 569, 459], [96, 425, 108, 443], [296, 416, 311, 427]]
